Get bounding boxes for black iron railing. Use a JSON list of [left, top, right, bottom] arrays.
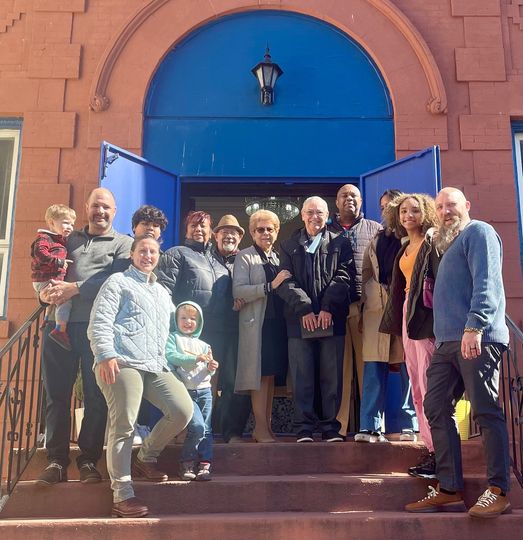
[[0, 306, 46, 506], [502, 316, 523, 487]]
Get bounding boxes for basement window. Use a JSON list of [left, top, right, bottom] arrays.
[[0, 120, 21, 317]]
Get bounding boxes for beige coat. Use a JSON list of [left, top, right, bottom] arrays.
[[360, 235, 404, 364], [233, 246, 269, 392]]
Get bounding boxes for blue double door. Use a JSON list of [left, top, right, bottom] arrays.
[[100, 141, 441, 248], [99, 9, 443, 434]]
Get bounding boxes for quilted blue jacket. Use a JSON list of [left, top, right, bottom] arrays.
[[88, 264, 174, 373]]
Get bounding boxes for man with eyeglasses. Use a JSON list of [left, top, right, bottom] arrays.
[[328, 184, 381, 435], [210, 215, 252, 443], [278, 197, 355, 442]]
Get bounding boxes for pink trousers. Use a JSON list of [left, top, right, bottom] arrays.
[[402, 298, 434, 452]]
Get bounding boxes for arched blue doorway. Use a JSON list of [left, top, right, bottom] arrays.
[[143, 10, 394, 179]]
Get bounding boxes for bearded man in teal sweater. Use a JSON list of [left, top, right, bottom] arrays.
[[406, 187, 511, 519]]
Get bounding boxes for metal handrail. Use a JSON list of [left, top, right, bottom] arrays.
[[0, 306, 46, 507], [502, 315, 523, 487]]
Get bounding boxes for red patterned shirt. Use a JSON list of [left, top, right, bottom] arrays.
[[30, 229, 68, 282]]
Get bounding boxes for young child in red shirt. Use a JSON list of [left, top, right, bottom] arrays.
[[31, 204, 76, 350]]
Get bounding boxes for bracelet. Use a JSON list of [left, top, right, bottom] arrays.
[[464, 327, 483, 335]]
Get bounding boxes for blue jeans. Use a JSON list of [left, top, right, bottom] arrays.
[[359, 362, 418, 433], [181, 387, 213, 463]]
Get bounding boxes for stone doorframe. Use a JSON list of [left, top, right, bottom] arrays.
[[87, 0, 448, 153]]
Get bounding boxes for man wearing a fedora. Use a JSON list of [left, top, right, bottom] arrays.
[[211, 215, 252, 443]]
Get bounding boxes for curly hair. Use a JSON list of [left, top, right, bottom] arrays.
[[383, 193, 437, 239], [131, 205, 168, 231]]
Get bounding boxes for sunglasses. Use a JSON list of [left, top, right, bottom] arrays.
[[255, 227, 275, 234]]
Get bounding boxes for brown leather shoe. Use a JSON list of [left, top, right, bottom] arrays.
[[112, 497, 149, 518], [132, 457, 168, 482]]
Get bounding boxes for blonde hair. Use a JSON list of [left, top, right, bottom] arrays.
[[383, 193, 437, 239], [45, 204, 76, 226], [248, 210, 280, 235], [176, 304, 200, 326]]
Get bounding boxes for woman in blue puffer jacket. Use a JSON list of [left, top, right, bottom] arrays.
[[88, 236, 193, 519]]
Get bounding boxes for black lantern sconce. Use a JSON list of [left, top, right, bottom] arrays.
[[251, 47, 283, 105]]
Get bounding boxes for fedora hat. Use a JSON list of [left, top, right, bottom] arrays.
[[213, 214, 245, 236]]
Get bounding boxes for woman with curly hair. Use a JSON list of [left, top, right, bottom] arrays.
[[354, 189, 418, 444], [380, 193, 438, 479]]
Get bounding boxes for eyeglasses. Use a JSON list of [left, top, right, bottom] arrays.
[[255, 227, 275, 234]]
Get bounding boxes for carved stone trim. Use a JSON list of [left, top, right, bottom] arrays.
[[89, 0, 447, 115], [367, 0, 447, 114], [89, 0, 171, 111], [508, 1, 523, 31]]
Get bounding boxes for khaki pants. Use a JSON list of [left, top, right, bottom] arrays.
[[336, 303, 364, 435], [96, 365, 193, 503]]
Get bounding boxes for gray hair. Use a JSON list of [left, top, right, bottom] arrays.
[[302, 196, 328, 211]]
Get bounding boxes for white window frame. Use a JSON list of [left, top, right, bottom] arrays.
[[514, 131, 523, 272], [0, 128, 21, 317]]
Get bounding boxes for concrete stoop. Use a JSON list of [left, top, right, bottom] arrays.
[[2, 474, 523, 519], [1, 440, 521, 537], [19, 439, 488, 480], [1, 512, 522, 540]]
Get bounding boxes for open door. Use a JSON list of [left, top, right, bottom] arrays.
[[360, 146, 441, 221], [359, 146, 441, 434], [99, 141, 180, 248]]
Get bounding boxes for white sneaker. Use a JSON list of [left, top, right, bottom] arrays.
[[179, 461, 196, 481], [400, 429, 418, 442], [354, 430, 388, 443]]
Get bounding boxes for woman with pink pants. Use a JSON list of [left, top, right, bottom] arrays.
[[380, 193, 438, 479]]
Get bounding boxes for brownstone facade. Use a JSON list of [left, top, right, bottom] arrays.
[[0, 0, 522, 343]]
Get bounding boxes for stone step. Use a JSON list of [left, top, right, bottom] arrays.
[[2, 474, 522, 519], [20, 439, 487, 480], [1, 511, 522, 540]]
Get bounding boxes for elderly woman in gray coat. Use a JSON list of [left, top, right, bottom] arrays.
[[88, 236, 193, 518], [233, 210, 290, 443]]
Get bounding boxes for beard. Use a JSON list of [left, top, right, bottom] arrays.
[[219, 242, 237, 254], [435, 217, 462, 252]]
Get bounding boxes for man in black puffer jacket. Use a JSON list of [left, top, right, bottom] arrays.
[[278, 197, 355, 443]]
